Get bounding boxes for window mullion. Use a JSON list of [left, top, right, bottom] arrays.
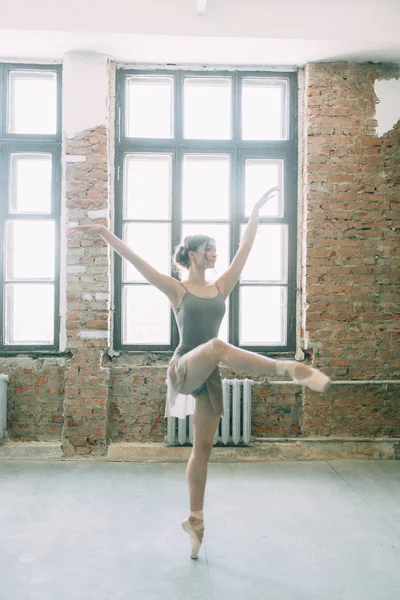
[[230, 147, 240, 346], [176, 70, 183, 147], [0, 64, 5, 139], [170, 71, 183, 358], [171, 140, 181, 348], [0, 144, 5, 347], [1, 65, 61, 352]]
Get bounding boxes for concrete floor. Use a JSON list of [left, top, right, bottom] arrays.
[[0, 460, 399, 600]]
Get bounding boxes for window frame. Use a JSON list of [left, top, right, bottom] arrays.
[[0, 63, 62, 353], [114, 67, 297, 353]]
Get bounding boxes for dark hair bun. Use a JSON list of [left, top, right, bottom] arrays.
[[173, 234, 214, 272], [174, 244, 190, 268]]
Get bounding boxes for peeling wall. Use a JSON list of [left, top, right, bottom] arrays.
[[374, 77, 400, 137], [1, 58, 400, 452]]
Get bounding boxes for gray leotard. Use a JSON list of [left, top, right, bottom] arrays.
[[173, 286, 226, 352], [171, 285, 226, 403]]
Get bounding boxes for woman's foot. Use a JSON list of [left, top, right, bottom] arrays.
[[182, 510, 204, 559], [277, 361, 331, 392], [188, 516, 205, 542]]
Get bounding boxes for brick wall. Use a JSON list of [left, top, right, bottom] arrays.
[[1, 60, 399, 452], [62, 126, 111, 456], [108, 362, 302, 442], [0, 357, 67, 441], [303, 62, 400, 436], [109, 355, 168, 443]]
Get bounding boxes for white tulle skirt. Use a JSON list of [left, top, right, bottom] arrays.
[[164, 349, 224, 420]]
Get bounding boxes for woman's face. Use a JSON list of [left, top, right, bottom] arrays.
[[190, 240, 217, 269]]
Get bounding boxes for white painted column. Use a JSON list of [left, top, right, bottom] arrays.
[[60, 52, 111, 352]]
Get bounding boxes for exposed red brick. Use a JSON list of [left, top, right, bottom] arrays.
[[2, 65, 399, 452]]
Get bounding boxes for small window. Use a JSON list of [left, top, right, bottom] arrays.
[[0, 64, 61, 352]]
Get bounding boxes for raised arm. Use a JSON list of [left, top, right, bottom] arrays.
[[216, 186, 279, 298], [77, 224, 183, 306]]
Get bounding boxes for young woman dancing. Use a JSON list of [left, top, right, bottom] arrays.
[[80, 186, 330, 560]]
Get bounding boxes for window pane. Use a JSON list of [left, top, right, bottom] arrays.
[[242, 78, 287, 140], [5, 284, 54, 344], [123, 223, 171, 283], [8, 71, 57, 135], [240, 224, 287, 283], [184, 77, 231, 140], [182, 155, 230, 220], [124, 154, 172, 220], [9, 153, 52, 214], [240, 286, 287, 346], [181, 223, 229, 282], [5, 221, 55, 280], [245, 159, 283, 218], [123, 285, 170, 344], [126, 76, 173, 138]]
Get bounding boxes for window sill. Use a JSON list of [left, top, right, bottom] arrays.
[[0, 350, 72, 358], [110, 349, 298, 360]]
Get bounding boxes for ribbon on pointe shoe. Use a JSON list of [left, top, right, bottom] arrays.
[[182, 510, 204, 559]]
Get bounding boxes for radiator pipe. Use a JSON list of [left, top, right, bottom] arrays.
[[251, 380, 400, 386]]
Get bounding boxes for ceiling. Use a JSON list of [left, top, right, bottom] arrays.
[[0, 0, 399, 66]]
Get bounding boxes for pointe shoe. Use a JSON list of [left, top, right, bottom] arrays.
[[294, 366, 331, 392], [182, 510, 204, 559], [278, 362, 331, 393]]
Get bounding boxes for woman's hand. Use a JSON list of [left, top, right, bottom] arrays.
[[253, 186, 280, 213]]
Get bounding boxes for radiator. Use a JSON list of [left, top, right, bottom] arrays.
[[166, 378, 252, 446], [0, 374, 9, 440]]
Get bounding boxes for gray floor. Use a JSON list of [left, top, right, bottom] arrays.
[[0, 460, 399, 600]]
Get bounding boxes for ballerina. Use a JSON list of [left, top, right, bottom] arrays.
[[79, 185, 330, 559]]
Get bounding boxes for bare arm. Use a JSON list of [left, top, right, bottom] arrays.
[[216, 186, 279, 297], [78, 225, 183, 305]]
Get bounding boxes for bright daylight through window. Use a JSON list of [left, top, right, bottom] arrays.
[[0, 65, 61, 351], [115, 69, 297, 352]]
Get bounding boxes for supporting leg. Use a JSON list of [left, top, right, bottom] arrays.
[[183, 390, 220, 558]]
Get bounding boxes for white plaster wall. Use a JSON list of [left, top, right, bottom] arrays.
[[1, 0, 399, 43], [1, 30, 399, 66], [62, 52, 110, 138], [0, 0, 399, 64], [374, 78, 400, 137]]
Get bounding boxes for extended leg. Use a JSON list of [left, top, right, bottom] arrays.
[[180, 338, 330, 396]]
